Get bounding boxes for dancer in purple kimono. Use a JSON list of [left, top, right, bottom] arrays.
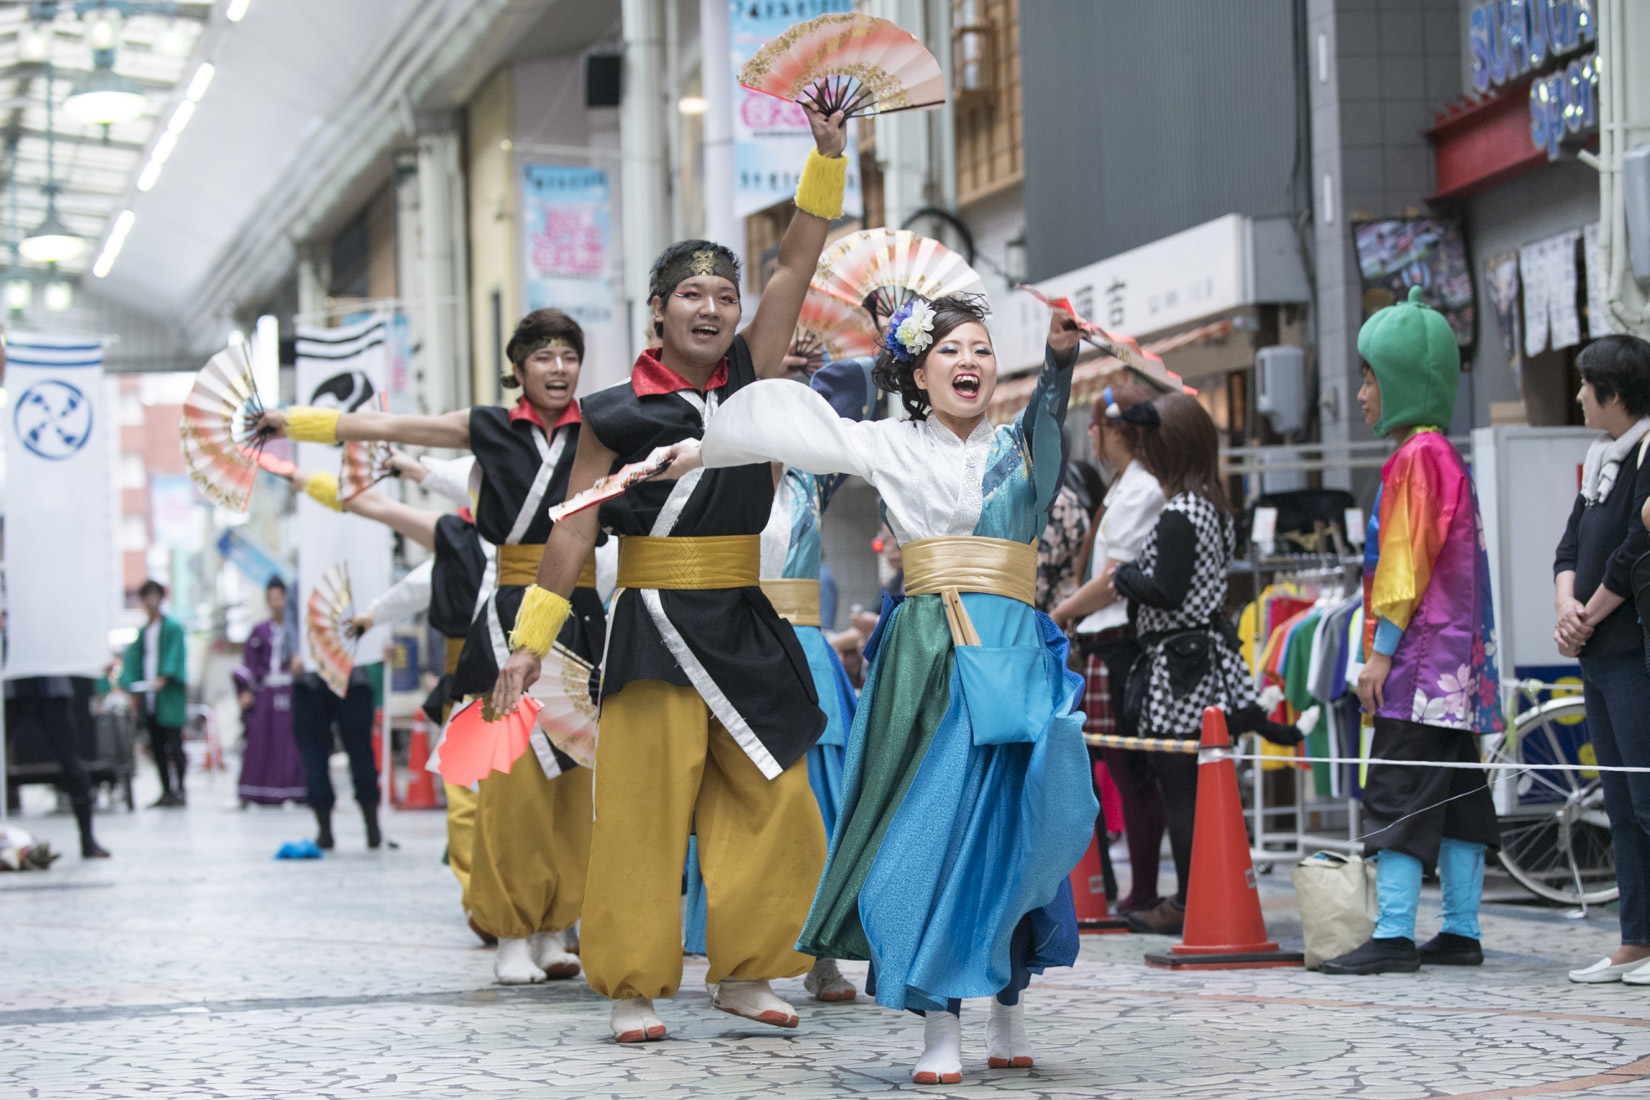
[[233, 578, 308, 806], [1320, 286, 1502, 975]]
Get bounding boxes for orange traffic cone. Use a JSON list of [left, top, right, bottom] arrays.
[[1145, 707, 1304, 969], [1071, 834, 1129, 932], [401, 718, 440, 810]]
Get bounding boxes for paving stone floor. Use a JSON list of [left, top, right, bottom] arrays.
[[3, 765, 1649, 1099]]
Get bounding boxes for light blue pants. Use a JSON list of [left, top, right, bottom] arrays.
[[1372, 839, 1486, 941]]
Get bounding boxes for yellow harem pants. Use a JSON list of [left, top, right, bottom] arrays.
[[581, 679, 826, 1000], [444, 781, 477, 909], [465, 755, 594, 941]]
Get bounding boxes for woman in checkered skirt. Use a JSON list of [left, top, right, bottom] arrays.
[[1051, 383, 1167, 916], [1106, 393, 1302, 935]]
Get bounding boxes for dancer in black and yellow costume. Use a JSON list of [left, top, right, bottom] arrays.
[[259, 309, 600, 985], [487, 104, 847, 1045]]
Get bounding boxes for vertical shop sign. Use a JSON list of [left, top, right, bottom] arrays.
[[730, 0, 862, 219], [521, 164, 625, 387]]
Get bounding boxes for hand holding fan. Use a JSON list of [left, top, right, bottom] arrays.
[[525, 643, 600, 770], [306, 562, 357, 697], [793, 286, 878, 372], [814, 229, 984, 325], [740, 13, 945, 119], [339, 396, 394, 501], [1014, 283, 1167, 376], [179, 343, 269, 512], [437, 696, 541, 787], [546, 446, 673, 524]]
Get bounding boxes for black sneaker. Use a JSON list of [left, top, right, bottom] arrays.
[[1418, 932, 1483, 966], [1319, 936, 1420, 974]]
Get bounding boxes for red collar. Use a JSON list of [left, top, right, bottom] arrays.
[[631, 347, 728, 396], [509, 396, 582, 434]]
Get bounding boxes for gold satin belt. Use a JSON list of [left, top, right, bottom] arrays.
[[443, 636, 464, 675], [616, 535, 760, 590], [760, 578, 822, 627], [901, 536, 1038, 607], [497, 543, 597, 589]]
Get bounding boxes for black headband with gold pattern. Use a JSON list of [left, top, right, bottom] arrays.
[[651, 248, 740, 302]]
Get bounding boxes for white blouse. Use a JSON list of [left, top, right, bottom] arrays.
[[1076, 459, 1165, 635], [700, 379, 1000, 545]]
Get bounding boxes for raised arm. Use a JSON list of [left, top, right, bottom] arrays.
[[341, 486, 442, 552], [487, 427, 616, 715], [741, 106, 847, 378], [1018, 308, 1082, 515], [253, 406, 471, 449]]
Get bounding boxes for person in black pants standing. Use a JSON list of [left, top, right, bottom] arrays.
[[3, 676, 109, 858], [290, 665, 381, 850]]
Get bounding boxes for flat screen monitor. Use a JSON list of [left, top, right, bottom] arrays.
[[1352, 218, 1475, 351]]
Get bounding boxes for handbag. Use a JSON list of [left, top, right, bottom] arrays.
[[1292, 851, 1377, 969]]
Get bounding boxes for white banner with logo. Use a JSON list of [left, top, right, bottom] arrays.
[[3, 333, 111, 677], [294, 316, 394, 677]]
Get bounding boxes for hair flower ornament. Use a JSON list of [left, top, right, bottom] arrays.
[[883, 299, 936, 363]]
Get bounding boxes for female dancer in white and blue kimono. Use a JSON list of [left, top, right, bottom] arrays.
[[664, 298, 1096, 1085], [682, 356, 875, 1002]]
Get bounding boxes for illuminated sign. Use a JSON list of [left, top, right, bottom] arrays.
[[1468, 0, 1599, 160]]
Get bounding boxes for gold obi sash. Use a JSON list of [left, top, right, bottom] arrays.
[[760, 578, 822, 627], [497, 543, 597, 589], [901, 535, 1038, 647], [616, 535, 760, 590], [443, 636, 464, 675]]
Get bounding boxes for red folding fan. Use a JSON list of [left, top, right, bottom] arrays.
[[437, 696, 541, 787], [1014, 283, 1168, 378], [739, 12, 946, 119]]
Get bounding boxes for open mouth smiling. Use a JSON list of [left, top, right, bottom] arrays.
[[953, 373, 981, 398]]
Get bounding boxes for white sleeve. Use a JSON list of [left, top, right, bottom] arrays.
[[701, 379, 881, 481], [420, 455, 477, 509], [367, 559, 434, 625], [1100, 481, 1167, 563]]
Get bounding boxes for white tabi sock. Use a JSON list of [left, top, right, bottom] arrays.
[[803, 957, 857, 1002], [986, 998, 1034, 1068], [493, 937, 547, 985], [912, 1011, 962, 1085], [527, 928, 580, 979], [711, 979, 799, 1028], [610, 996, 666, 1043]]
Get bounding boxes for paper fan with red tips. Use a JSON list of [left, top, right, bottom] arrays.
[[437, 696, 541, 786], [338, 395, 393, 502], [793, 286, 878, 371], [1014, 283, 1169, 379], [739, 12, 946, 119], [179, 343, 269, 512], [240, 442, 295, 480], [526, 644, 600, 770], [306, 562, 357, 697], [546, 446, 673, 524], [813, 229, 985, 325]]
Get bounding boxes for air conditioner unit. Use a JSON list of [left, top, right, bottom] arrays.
[[1256, 345, 1307, 436]]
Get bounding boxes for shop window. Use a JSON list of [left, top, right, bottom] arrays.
[[952, 0, 1023, 207]]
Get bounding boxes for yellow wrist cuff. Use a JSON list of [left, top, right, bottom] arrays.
[[286, 406, 341, 444], [299, 471, 343, 513], [794, 148, 846, 220], [509, 585, 570, 660]]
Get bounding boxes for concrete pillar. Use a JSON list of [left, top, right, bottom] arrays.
[[621, 0, 669, 359], [700, 0, 738, 258], [417, 129, 472, 413]]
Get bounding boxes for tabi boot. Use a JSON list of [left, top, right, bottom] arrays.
[[1319, 936, 1421, 974], [493, 937, 547, 985], [527, 928, 580, 979], [912, 1012, 962, 1085], [986, 999, 1034, 1068], [1418, 932, 1484, 966], [803, 957, 857, 1002], [362, 802, 382, 850], [610, 996, 666, 1043], [313, 808, 335, 851], [712, 980, 799, 1028]]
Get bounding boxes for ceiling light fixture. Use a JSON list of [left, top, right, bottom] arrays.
[[20, 208, 85, 264], [63, 53, 150, 126], [92, 209, 135, 279], [167, 99, 195, 133], [19, 24, 53, 61], [136, 159, 163, 191], [677, 96, 708, 115], [44, 278, 74, 312], [185, 62, 215, 102], [226, 0, 252, 21]]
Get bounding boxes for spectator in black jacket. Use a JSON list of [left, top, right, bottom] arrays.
[[1555, 334, 1650, 985]]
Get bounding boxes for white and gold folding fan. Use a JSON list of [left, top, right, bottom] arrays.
[[179, 343, 269, 512], [306, 562, 356, 697], [739, 12, 946, 119], [814, 229, 985, 326]]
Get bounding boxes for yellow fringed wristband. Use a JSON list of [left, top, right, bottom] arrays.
[[509, 585, 570, 660], [794, 148, 846, 221], [298, 471, 344, 513], [286, 406, 341, 444]]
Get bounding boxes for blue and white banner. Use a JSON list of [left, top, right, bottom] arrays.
[[294, 316, 393, 675], [3, 333, 111, 678]]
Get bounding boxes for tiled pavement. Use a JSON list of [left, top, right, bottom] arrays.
[[3, 766, 1649, 1099]]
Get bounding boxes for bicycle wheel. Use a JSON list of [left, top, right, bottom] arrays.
[[1483, 695, 1618, 906]]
